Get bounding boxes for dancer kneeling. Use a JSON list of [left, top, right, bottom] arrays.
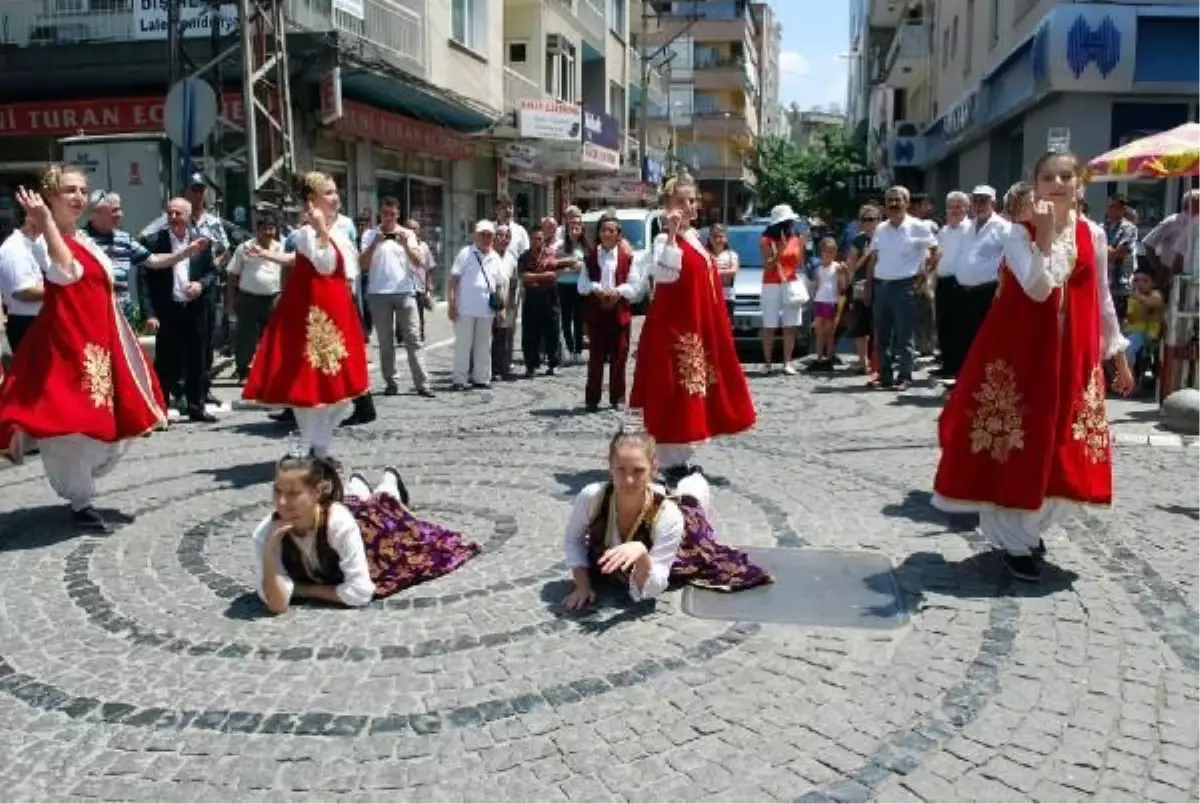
[[255, 453, 481, 613], [562, 430, 771, 611]]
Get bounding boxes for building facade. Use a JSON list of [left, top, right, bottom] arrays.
[[642, 0, 775, 224], [786, 108, 847, 151], [850, 0, 1199, 222], [0, 0, 643, 273]]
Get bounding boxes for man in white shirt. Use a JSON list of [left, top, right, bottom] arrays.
[[491, 225, 521, 380], [361, 197, 433, 397], [1143, 189, 1200, 283], [932, 191, 971, 378], [406, 218, 437, 343], [957, 184, 1010, 375], [227, 213, 282, 382], [494, 193, 529, 258], [869, 186, 939, 390], [0, 215, 47, 354], [449, 220, 503, 390]]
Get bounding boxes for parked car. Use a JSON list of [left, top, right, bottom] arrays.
[[582, 207, 662, 258]]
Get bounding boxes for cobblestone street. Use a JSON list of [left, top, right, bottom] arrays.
[[0, 317, 1197, 803]]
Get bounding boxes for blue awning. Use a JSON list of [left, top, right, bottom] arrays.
[[340, 68, 499, 134]]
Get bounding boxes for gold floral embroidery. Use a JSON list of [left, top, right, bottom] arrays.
[[81, 343, 114, 410], [968, 360, 1025, 463], [674, 332, 716, 396], [304, 306, 349, 376], [1071, 364, 1109, 464]]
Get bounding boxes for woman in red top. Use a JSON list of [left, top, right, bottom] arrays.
[[759, 204, 806, 374], [630, 170, 756, 485], [933, 151, 1134, 582], [0, 164, 167, 531], [243, 171, 368, 458]]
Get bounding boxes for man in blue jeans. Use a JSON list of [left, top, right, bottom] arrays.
[[867, 186, 939, 391]]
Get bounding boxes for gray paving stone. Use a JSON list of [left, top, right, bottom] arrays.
[[0, 335, 1196, 801]]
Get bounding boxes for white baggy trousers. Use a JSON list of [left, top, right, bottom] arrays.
[[38, 435, 129, 511]]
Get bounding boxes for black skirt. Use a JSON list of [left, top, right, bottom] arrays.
[[846, 298, 873, 339]]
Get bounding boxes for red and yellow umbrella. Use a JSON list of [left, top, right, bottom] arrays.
[[1086, 122, 1200, 182]]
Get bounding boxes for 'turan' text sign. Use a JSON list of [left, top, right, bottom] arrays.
[[133, 0, 238, 41]]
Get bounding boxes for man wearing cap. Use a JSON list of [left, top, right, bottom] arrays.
[[954, 184, 1008, 375], [448, 220, 504, 390], [1104, 193, 1139, 322]]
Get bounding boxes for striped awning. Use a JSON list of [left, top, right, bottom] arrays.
[[1086, 122, 1200, 183]]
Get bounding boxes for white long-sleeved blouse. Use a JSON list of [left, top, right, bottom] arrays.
[[647, 228, 709, 286], [999, 216, 1128, 359], [292, 224, 353, 277], [253, 502, 376, 608], [576, 247, 646, 301]]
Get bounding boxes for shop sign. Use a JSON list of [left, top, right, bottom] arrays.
[[319, 67, 344, 125], [943, 92, 976, 139], [518, 99, 582, 142], [574, 176, 650, 200], [132, 0, 237, 41], [501, 141, 538, 170], [582, 108, 620, 151], [333, 101, 474, 161], [581, 142, 620, 171], [0, 95, 246, 137]]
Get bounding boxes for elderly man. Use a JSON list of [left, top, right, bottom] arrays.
[[494, 193, 530, 258], [869, 186, 939, 390], [931, 190, 971, 378], [955, 185, 1008, 376], [88, 193, 199, 328], [143, 198, 218, 423], [0, 209, 47, 355], [448, 220, 504, 390], [1105, 193, 1140, 321], [226, 213, 282, 382], [1143, 189, 1200, 287]]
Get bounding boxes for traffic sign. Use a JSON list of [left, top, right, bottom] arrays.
[[163, 78, 218, 149]]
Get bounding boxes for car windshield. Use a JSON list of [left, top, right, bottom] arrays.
[[586, 219, 647, 251], [724, 227, 766, 268]]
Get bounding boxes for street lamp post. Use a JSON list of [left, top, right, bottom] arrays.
[[722, 111, 731, 225]]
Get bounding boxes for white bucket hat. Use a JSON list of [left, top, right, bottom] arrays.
[[766, 204, 800, 228]]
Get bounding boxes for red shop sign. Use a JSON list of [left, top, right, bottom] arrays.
[[333, 101, 474, 161], [0, 95, 247, 138]]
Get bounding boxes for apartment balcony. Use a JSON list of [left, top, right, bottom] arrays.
[[882, 20, 927, 90], [693, 163, 755, 185], [642, 15, 753, 47], [547, 0, 605, 52], [0, 0, 427, 77], [868, 0, 908, 28], [503, 65, 549, 111], [692, 56, 749, 92], [690, 106, 756, 139]]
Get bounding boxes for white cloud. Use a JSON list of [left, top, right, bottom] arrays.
[[779, 51, 812, 79]]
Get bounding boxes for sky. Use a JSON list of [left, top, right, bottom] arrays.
[[767, 0, 851, 113]]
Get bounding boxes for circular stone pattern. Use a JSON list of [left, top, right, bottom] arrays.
[[0, 347, 1195, 803]]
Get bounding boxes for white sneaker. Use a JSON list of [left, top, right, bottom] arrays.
[[782, 363, 797, 375]]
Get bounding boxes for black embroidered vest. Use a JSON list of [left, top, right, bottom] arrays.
[[585, 483, 665, 568], [278, 507, 345, 586]]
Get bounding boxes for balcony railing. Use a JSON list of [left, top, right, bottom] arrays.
[[503, 65, 548, 110], [549, 0, 604, 50], [693, 54, 744, 70], [0, 0, 426, 76]]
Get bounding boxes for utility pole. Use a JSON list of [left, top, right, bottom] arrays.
[[166, 0, 182, 198]]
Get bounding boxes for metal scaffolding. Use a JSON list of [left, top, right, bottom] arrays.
[[166, 0, 297, 220]]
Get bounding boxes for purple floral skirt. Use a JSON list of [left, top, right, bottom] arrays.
[[345, 494, 481, 599], [670, 498, 772, 592]]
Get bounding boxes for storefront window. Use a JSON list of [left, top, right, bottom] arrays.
[[410, 178, 446, 293]]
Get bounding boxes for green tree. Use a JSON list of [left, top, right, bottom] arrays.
[[749, 135, 806, 212], [793, 129, 869, 223]]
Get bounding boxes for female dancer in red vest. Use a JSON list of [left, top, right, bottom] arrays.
[[933, 151, 1134, 581], [0, 165, 167, 531], [242, 171, 368, 458], [578, 214, 644, 411], [630, 171, 756, 485]]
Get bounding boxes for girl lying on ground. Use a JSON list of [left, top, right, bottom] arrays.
[[255, 452, 480, 613], [562, 430, 772, 612]]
